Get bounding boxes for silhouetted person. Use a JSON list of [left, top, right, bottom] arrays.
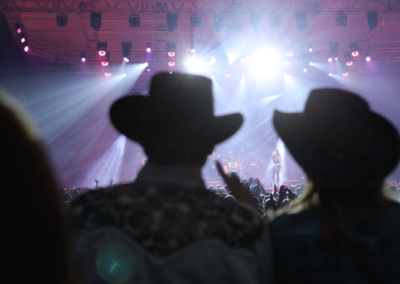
[[270, 89, 400, 283], [70, 73, 272, 284], [0, 91, 70, 284]]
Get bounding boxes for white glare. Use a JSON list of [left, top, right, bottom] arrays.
[[249, 48, 279, 76], [186, 58, 204, 72], [228, 52, 237, 64]]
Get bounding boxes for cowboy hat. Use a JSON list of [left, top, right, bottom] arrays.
[[273, 89, 400, 185], [110, 72, 243, 147]]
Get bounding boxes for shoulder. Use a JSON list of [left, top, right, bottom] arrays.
[[269, 208, 320, 236]]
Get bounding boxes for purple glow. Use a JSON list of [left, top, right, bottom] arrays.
[[124, 57, 129, 63], [366, 56, 371, 62], [146, 47, 151, 52], [81, 57, 86, 62], [101, 61, 109, 66], [105, 72, 111, 76], [17, 28, 22, 34]]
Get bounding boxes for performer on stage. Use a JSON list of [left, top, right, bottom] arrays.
[[207, 151, 219, 181], [270, 149, 283, 185]]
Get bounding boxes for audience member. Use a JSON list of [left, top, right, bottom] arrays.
[[270, 89, 400, 283], [69, 73, 272, 283], [0, 91, 70, 284]]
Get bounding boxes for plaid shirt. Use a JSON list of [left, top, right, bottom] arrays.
[[269, 200, 400, 284]]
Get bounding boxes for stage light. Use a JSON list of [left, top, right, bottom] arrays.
[[350, 42, 359, 57], [102, 53, 110, 66], [367, 11, 378, 30], [296, 12, 307, 31], [56, 14, 68, 26], [284, 61, 290, 66], [20, 33, 25, 43], [122, 41, 132, 62], [191, 49, 195, 53], [250, 12, 261, 31], [144, 62, 149, 67], [286, 51, 294, 57], [335, 57, 338, 60], [342, 72, 349, 76], [167, 42, 176, 57], [168, 62, 175, 67], [191, 15, 202, 27], [228, 52, 237, 64], [146, 43, 151, 52], [329, 42, 339, 58], [344, 51, 353, 66], [186, 58, 203, 71], [105, 72, 111, 76], [24, 45, 29, 52], [211, 76, 214, 79], [329, 73, 332, 76], [309, 62, 313, 66], [146, 47, 151, 52], [225, 73, 231, 77], [167, 12, 178, 32], [129, 14, 140, 27], [81, 52, 86, 62], [328, 57, 333, 62], [270, 14, 281, 27], [90, 12, 102, 31], [303, 53, 312, 67], [336, 12, 347, 26], [98, 42, 107, 56], [147, 68, 151, 72], [241, 58, 246, 63], [211, 56, 216, 63], [123, 73, 127, 77], [16, 23, 22, 34], [303, 68, 307, 72], [214, 13, 225, 33], [366, 56, 371, 61], [308, 43, 313, 52]]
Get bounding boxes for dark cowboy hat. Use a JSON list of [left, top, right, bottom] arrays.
[[273, 89, 400, 185], [110, 72, 243, 147]]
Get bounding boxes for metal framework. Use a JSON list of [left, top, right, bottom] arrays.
[[0, 0, 399, 13]]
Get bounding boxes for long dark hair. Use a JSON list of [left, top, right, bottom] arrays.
[[0, 92, 70, 284]]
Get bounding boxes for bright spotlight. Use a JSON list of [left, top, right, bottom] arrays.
[[124, 57, 129, 63], [225, 74, 231, 77], [309, 48, 313, 52], [286, 52, 294, 57], [105, 72, 111, 76], [210, 76, 214, 79], [146, 47, 151, 52], [228, 52, 237, 64], [211, 56, 216, 63], [168, 51, 176, 57], [191, 49, 196, 53], [186, 58, 203, 71], [101, 61, 109, 66], [144, 62, 149, 67], [352, 51, 359, 57], [303, 68, 307, 72], [366, 56, 371, 61], [328, 57, 333, 62], [81, 57, 86, 62], [99, 50, 106, 56], [147, 68, 151, 72], [168, 62, 175, 67], [249, 48, 279, 76], [329, 73, 332, 76], [335, 57, 338, 60], [283, 61, 290, 66], [342, 72, 349, 76], [346, 61, 353, 66], [24, 45, 29, 52], [309, 62, 313, 66], [21, 37, 25, 43], [122, 73, 127, 77]]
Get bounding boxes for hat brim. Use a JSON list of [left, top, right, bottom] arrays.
[[273, 110, 400, 184], [110, 95, 243, 147]]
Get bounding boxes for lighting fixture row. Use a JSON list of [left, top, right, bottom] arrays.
[[15, 23, 29, 52]]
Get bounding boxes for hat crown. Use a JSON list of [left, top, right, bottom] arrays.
[[148, 73, 214, 121]]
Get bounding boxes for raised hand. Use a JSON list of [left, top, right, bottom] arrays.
[[216, 161, 259, 211]]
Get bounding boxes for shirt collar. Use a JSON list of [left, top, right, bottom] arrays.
[[136, 160, 205, 188]]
